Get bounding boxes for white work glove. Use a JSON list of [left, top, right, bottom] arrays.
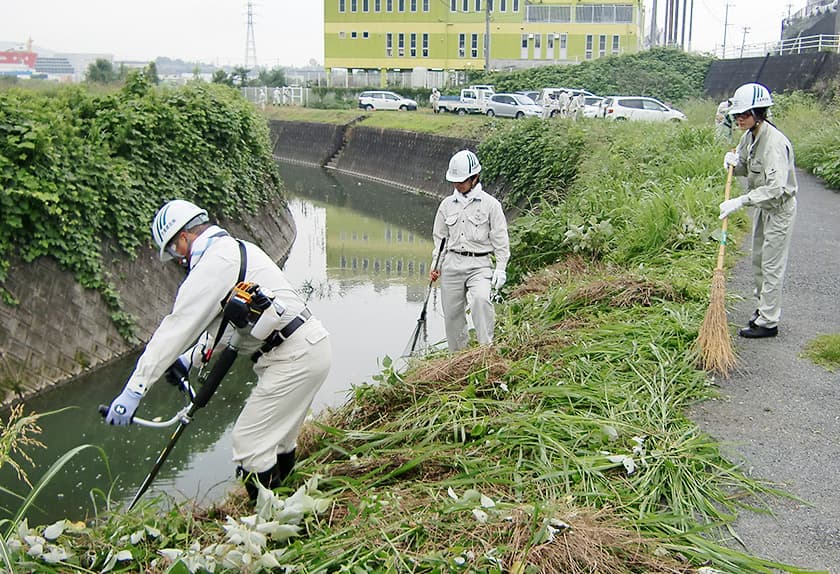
[[719, 196, 746, 220], [105, 387, 143, 426], [723, 151, 739, 170], [491, 269, 506, 291]]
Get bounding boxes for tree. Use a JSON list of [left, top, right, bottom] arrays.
[[212, 69, 234, 86], [86, 58, 118, 83], [145, 61, 160, 85], [254, 67, 286, 87], [230, 67, 251, 86]]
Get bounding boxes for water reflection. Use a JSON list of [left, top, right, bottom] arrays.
[[0, 164, 447, 525]]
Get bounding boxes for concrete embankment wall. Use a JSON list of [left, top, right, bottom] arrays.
[[269, 120, 478, 198], [705, 52, 840, 100], [0, 199, 295, 405], [269, 119, 345, 167]]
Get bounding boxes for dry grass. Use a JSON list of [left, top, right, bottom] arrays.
[[571, 277, 682, 308], [406, 345, 510, 386], [510, 256, 599, 298], [695, 269, 736, 376]]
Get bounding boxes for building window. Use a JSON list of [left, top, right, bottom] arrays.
[[463, 0, 469, 11], [521, 33, 528, 59], [476, 0, 481, 10], [612, 34, 620, 54], [560, 34, 567, 49], [547, 33, 554, 52], [471, 33, 478, 58], [500, 0, 506, 11], [351, 0, 357, 11], [513, 0, 519, 11], [534, 33, 541, 58], [488, 0, 493, 10], [599, 34, 606, 57], [386, 33, 393, 56], [387, 0, 393, 10], [339, 31, 347, 39], [399, 0, 405, 11], [363, 0, 369, 11], [575, 4, 633, 23], [339, 0, 346, 12], [398, 33, 405, 56], [351, 31, 358, 39], [411, 33, 417, 56], [375, 0, 381, 10], [526, 5, 571, 22], [459, 33, 466, 57], [423, 0, 430, 11], [363, 31, 369, 38], [411, 0, 417, 11], [423, 33, 429, 56], [451, 0, 456, 10], [585, 34, 593, 59]]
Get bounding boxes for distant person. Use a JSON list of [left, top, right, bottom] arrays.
[[718, 83, 797, 339], [569, 93, 585, 120], [430, 88, 441, 114], [429, 150, 510, 352], [257, 88, 267, 109], [558, 90, 571, 118], [715, 98, 733, 142], [272, 87, 282, 106]]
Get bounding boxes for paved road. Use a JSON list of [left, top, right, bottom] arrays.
[[692, 169, 840, 573]]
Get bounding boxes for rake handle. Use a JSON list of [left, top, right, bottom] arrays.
[[715, 163, 735, 272]]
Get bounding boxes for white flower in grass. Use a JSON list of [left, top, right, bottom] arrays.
[[43, 520, 66, 540], [454, 555, 467, 566], [145, 525, 161, 538], [448, 486, 458, 500], [130, 529, 146, 545], [41, 545, 71, 564], [480, 494, 496, 508], [472, 508, 489, 523], [27, 542, 44, 558], [115, 550, 133, 561], [601, 451, 636, 474], [697, 568, 726, 574], [499, 382, 509, 392]]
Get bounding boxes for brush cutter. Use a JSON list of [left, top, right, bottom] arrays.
[[99, 335, 240, 510], [403, 237, 446, 357]]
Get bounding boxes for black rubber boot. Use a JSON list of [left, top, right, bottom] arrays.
[[276, 449, 296, 482], [237, 465, 283, 502]]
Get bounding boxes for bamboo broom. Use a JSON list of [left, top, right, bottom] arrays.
[[696, 163, 736, 376]]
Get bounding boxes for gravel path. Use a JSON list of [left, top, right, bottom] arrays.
[[691, 169, 840, 573]]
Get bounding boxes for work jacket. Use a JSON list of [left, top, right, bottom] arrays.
[[431, 183, 510, 271], [733, 121, 797, 211], [126, 226, 306, 396]]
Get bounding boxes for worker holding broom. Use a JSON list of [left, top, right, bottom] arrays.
[[429, 150, 510, 352], [104, 200, 331, 501], [718, 83, 797, 339]]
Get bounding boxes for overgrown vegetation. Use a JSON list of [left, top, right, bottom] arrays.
[[470, 47, 713, 104], [0, 73, 282, 337]]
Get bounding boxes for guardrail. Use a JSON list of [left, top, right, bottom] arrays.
[[718, 33, 840, 59]]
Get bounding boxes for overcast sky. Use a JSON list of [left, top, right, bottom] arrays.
[[0, 0, 803, 67]]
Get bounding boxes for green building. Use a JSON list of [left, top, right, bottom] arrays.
[[324, 0, 645, 83]]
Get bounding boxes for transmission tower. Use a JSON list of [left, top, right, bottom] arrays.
[[244, 0, 258, 69]]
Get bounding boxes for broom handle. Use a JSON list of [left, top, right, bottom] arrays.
[[715, 163, 735, 272]]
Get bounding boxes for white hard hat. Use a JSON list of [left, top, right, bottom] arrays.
[[151, 199, 208, 261], [445, 150, 482, 182], [729, 83, 773, 115]]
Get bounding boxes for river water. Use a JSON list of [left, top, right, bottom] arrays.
[[0, 163, 446, 524]]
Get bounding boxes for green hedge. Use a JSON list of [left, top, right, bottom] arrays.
[[471, 47, 713, 104], [0, 74, 282, 337]]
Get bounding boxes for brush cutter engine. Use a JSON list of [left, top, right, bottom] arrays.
[[223, 281, 287, 340]]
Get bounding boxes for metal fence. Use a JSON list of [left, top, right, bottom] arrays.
[[718, 33, 840, 59]]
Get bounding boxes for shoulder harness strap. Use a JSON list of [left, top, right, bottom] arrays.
[[203, 239, 247, 363]]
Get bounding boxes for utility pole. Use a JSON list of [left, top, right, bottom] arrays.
[[740, 26, 750, 58], [688, 0, 695, 51], [244, 0, 258, 70], [484, 0, 490, 72], [722, 3, 733, 58], [649, 0, 659, 47]]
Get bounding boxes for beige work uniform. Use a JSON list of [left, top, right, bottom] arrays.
[[432, 184, 510, 352], [732, 121, 797, 328]]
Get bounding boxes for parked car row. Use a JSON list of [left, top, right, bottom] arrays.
[[356, 87, 686, 123]]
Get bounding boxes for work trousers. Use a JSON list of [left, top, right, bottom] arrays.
[[751, 197, 796, 328], [231, 318, 331, 473], [440, 253, 494, 352]]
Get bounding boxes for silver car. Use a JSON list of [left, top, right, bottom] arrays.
[[486, 93, 542, 119]]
